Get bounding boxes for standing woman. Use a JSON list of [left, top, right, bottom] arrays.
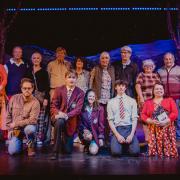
[[74, 57, 89, 93], [79, 89, 105, 155], [25, 52, 50, 145], [141, 83, 178, 158], [135, 59, 161, 145], [0, 64, 7, 140], [89, 51, 115, 145]]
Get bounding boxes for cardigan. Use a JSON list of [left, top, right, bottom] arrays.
[[141, 98, 178, 122]]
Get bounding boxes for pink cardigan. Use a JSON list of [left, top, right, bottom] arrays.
[[141, 98, 178, 122]]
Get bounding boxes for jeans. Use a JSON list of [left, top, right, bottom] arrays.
[[176, 99, 180, 140], [110, 125, 140, 156], [8, 125, 36, 155]]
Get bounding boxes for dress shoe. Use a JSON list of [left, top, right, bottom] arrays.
[[50, 153, 59, 160]]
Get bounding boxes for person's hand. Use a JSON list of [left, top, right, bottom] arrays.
[[43, 99, 48, 107], [9, 122, 15, 129], [55, 112, 67, 119], [126, 134, 133, 144], [0, 85, 3, 91], [8, 131, 13, 140], [116, 134, 126, 144], [147, 118, 159, 125], [159, 118, 171, 127], [99, 139, 104, 147], [139, 96, 144, 107]]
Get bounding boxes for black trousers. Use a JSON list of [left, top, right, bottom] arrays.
[[53, 118, 74, 154]]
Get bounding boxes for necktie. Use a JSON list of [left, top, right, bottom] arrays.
[[119, 97, 125, 119], [67, 89, 72, 102]]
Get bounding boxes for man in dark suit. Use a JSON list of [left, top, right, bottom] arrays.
[[50, 69, 85, 160]]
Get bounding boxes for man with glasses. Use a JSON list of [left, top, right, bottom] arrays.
[[114, 46, 138, 98], [6, 78, 40, 156]]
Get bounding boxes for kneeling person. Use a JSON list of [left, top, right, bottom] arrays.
[[50, 70, 85, 160], [107, 80, 140, 156], [79, 89, 105, 155], [6, 78, 40, 156]]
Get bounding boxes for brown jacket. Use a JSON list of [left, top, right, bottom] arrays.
[[89, 65, 115, 100]]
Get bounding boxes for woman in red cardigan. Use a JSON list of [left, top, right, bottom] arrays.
[[141, 83, 178, 158]]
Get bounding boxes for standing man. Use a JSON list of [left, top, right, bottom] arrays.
[[50, 70, 84, 160], [107, 80, 140, 156], [114, 46, 138, 98], [157, 52, 180, 145], [6, 78, 40, 156], [47, 47, 71, 100], [4, 46, 28, 98]]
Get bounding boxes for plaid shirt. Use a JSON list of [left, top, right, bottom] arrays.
[[136, 72, 160, 101], [6, 94, 40, 128]]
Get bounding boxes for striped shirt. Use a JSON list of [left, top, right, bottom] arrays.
[[157, 65, 180, 100]]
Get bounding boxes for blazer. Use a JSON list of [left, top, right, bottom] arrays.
[[50, 85, 85, 136], [79, 105, 105, 146], [141, 98, 178, 123]]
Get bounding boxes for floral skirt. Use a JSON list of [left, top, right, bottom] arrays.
[[148, 122, 178, 158]]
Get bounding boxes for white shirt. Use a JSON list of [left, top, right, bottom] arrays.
[[4, 58, 24, 74], [107, 94, 138, 127]]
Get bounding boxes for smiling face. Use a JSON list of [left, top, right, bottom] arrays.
[[164, 53, 175, 69], [87, 91, 96, 105], [143, 65, 154, 74], [100, 52, 110, 68], [13, 47, 23, 61], [153, 84, 164, 98], [31, 53, 42, 66]]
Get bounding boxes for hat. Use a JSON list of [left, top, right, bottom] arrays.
[[121, 46, 132, 53]]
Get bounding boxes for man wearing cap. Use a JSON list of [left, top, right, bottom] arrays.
[[114, 46, 138, 98], [47, 47, 71, 100]]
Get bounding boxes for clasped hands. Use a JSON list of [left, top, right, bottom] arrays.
[[83, 129, 104, 147], [116, 133, 133, 144], [147, 118, 170, 128], [55, 111, 68, 120]]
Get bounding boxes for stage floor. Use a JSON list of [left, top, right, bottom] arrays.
[[0, 143, 180, 176]]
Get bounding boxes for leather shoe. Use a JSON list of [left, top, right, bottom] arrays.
[[50, 153, 59, 160]]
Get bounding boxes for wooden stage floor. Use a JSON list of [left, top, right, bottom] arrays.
[[0, 142, 180, 177]]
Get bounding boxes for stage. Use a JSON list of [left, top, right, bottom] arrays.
[[0, 142, 180, 176]]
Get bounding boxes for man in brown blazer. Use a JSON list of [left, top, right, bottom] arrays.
[[50, 69, 85, 160]]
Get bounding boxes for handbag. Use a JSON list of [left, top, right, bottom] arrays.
[[32, 71, 45, 104]]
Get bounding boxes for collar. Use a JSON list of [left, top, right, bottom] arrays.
[[66, 86, 75, 92], [56, 59, 65, 64], [122, 60, 131, 66], [116, 94, 126, 99], [165, 63, 176, 72], [21, 94, 33, 103], [10, 58, 24, 66]]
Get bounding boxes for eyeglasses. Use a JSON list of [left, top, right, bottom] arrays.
[[22, 87, 32, 90]]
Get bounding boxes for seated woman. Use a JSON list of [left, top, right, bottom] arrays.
[[79, 89, 105, 155], [141, 83, 178, 158]]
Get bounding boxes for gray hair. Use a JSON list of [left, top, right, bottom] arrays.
[[142, 59, 156, 71], [100, 51, 110, 60], [121, 46, 132, 54], [163, 52, 175, 62]]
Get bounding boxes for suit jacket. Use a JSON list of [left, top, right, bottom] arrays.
[[51, 85, 85, 136], [79, 106, 105, 146]]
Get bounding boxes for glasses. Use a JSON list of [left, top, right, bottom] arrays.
[[22, 87, 32, 90]]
